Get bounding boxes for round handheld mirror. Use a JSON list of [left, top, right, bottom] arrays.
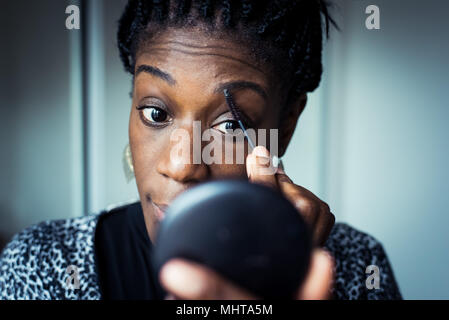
[[153, 179, 312, 299]]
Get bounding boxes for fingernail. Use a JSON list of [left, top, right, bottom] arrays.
[[253, 146, 270, 158], [252, 147, 271, 167]]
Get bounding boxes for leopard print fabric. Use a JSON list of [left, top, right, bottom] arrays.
[[0, 215, 101, 300], [0, 207, 402, 300], [324, 223, 402, 299]]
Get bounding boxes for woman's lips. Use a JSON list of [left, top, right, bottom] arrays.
[[152, 202, 168, 221]]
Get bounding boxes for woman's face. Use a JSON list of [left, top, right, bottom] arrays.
[[129, 28, 294, 242]]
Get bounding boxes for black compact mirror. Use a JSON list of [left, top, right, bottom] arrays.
[[153, 179, 312, 299]]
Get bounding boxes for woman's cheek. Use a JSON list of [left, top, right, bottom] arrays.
[[129, 120, 159, 185], [209, 162, 248, 180]]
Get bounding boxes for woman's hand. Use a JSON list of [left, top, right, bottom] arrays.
[[159, 146, 336, 300], [246, 146, 335, 247], [160, 249, 334, 300]]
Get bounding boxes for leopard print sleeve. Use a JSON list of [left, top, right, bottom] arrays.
[[325, 223, 402, 300], [0, 216, 101, 300], [0, 222, 49, 299]]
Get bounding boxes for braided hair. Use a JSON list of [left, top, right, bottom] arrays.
[[117, 0, 336, 108]]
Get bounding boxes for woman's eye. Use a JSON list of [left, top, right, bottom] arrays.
[[213, 120, 242, 134], [139, 106, 170, 124]]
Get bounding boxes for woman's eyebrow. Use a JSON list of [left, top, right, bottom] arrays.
[[135, 64, 176, 86], [215, 81, 268, 101], [135, 65, 266, 102]]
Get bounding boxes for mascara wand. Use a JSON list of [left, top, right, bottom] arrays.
[[223, 89, 256, 150], [223, 89, 282, 169]]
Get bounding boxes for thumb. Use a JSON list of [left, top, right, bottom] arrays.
[[246, 146, 278, 189], [296, 249, 334, 300]]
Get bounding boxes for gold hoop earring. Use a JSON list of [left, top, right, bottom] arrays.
[[123, 144, 134, 182]]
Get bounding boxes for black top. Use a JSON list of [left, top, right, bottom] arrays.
[[94, 202, 166, 300]]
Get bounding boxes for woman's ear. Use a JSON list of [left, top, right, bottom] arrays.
[[278, 93, 307, 157]]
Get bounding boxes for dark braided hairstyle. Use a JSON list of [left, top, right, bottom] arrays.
[[117, 0, 336, 109]]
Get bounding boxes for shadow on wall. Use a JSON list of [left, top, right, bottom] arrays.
[[0, 204, 22, 252]]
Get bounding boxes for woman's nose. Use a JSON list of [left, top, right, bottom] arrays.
[[156, 128, 208, 184]]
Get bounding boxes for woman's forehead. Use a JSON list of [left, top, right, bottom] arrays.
[[136, 28, 270, 78]]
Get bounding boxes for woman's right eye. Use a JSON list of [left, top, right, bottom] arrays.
[[137, 106, 171, 126]]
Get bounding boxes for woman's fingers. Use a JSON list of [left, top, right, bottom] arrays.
[[276, 167, 335, 246], [277, 176, 319, 227], [296, 249, 334, 300], [246, 146, 335, 246], [314, 204, 336, 246], [159, 259, 258, 300]]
